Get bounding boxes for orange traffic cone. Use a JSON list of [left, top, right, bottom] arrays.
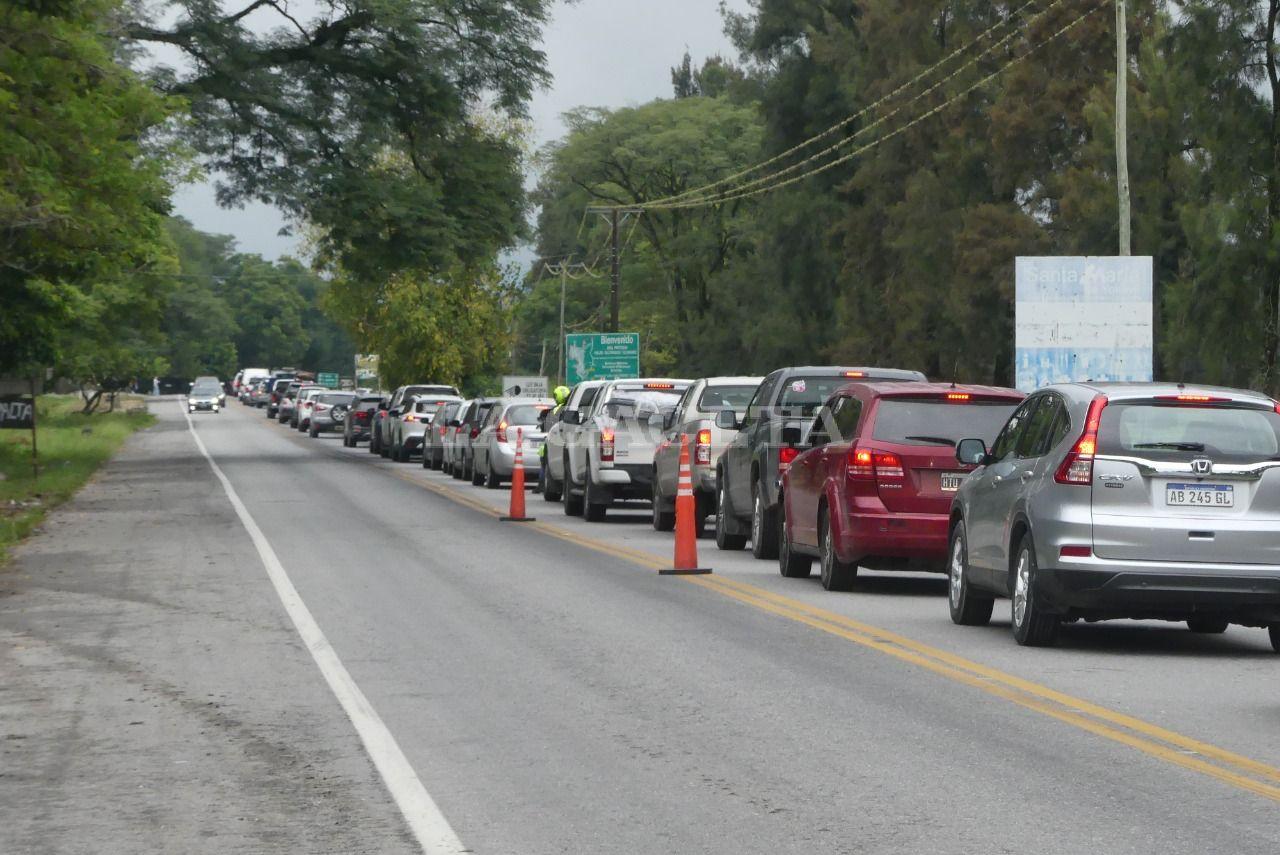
[[660, 434, 711, 575], [501, 427, 536, 522]]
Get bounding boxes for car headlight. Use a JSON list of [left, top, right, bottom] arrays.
[[188, 398, 197, 406]]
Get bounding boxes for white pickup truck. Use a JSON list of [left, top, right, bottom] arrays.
[[561, 378, 691, 521]]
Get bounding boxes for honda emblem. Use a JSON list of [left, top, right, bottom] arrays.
[[1191, 457, 1213, 476]]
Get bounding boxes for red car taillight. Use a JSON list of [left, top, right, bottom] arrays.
[[470, 427, 480, 439], [600, 427, 615, 462], [497, 420, 508, 443], [439, 425, 448, 436], [1055, 394, 1108, 485], [695, 428, 712, 465], [778, 445, 800, 471], [846, 448, 903, 482], [315, 403, 329, 412]]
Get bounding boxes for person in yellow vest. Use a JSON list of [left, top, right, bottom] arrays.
[[535, 385, 571, 493]]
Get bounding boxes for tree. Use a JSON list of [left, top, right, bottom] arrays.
[[0, 0, 185, 378], [123, 0, 551, 279]]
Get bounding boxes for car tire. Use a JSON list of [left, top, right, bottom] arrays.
[[369, 433, 379, 454], [485, 464, 501, 489], [380, 438, 391, 458], [948, 521, 994, 626], [430, 451, 443, 471], [563, 480, 584, 516], [750, 482, 779, 560], [652, 480, 675, 531], [471, 461, 484, 486], [778, 499, 812, 578], [309, 424, 319, 438], [422, 450, 432, 469], [1269, 625, 1280, 653], [818, 509, 856, 591], [584, 473, 607, 522], [1011, 534, 1058, 647], [1187, 618, 1229, 634], [715, 481, 747, 551], [543, 466, 562, 502]]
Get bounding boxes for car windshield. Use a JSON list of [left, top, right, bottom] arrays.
[[505, 404, 551, 426], [604, 390, 684, 421], [191, 383, 220, 395], [698, 385, 758, 411], [872, 399, 1021, 446], [1099, 403, 1280, 462], [777, 376, 861, 415]]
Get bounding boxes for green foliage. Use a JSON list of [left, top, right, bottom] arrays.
[[0, 0, 186, 378], [124, 0, 550, 280]]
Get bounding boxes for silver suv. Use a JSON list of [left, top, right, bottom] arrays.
[[949, 382, 1280, 650]]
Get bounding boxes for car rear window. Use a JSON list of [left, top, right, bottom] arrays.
[[698, 385, 758, 411], [777, 376, 860, 413], [1099, 403, 1280, 462], [505, 403, 551, 425], [318, 393, 354, 405], [604, 390, 683, 420], [872, 398, 1021, 446], [412, 399, 450, 415]]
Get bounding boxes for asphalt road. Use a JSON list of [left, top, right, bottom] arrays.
[[6, 398, 1280, 853]]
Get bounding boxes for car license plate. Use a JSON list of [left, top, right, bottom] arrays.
[[940, 472, 964, 492], [1166, 483, 1234, 507]]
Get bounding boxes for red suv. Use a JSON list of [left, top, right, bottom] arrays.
[[779, 383, 1024, 591]]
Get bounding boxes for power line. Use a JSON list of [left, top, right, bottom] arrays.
[[645, 0, 1106, 211], [656, 0, 1074, 209], [638, 0, 1054, 209]]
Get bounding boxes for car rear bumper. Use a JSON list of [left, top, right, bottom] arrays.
[[592, 464, 651, 502], [489, 443, 540, 476], [1043, 557, 1280, 622], [838, 511, 950, 566]]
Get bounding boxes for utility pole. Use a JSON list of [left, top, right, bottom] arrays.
[[585, 206, 643, 334], [1115, 0, 1131, 256], [544, 261, 601, 384]]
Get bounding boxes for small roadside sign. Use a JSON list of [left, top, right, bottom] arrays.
[[565, 333, 640, 386], [354, 354, 380, 386], [317, 372, 340, 389], [0, 395, 34, 430], [502, 375, 549, 397]]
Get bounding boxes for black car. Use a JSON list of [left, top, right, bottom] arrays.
[[265, 377, 294, 419], [344, 395, 385, 447]]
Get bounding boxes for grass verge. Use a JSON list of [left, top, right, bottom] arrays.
[[1, 394, 155, 563]]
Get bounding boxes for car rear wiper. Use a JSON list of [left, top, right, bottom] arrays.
[[904, 435, 956, 446], [1133, 441, 1206, 451]]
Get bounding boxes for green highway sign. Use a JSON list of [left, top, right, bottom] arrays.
[[565, 333, 640, 386], [317, 372, 340, 389]]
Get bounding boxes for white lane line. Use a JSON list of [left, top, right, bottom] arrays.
[[181, 406, 467, 855]]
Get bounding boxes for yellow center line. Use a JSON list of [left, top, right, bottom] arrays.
[[282, 422, 1280, 802]]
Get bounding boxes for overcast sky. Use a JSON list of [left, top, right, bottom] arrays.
[[171, 0, 752, 260]]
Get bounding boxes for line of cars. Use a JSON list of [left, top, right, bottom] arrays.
[[234, 364, 1280, 652]]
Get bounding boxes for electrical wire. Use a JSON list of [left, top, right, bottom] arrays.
[[644, 0, 1106, 210], [638, 0, 1053, 208], [657, 0, 1073, 208]]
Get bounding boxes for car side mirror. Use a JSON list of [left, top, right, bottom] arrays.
[[448, 418, 461, 428], [562, 410, 581, 425], [715, 410, 739, 430], [662, 410, 677, 431], [781, 425, 802, 446], [956, 438, 988, 466]]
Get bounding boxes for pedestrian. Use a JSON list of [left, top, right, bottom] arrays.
[[152, 376, 160, 396], [537, 385, 571, 493]]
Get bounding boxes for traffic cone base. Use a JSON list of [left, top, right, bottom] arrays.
[[663, 433, 712, 575], [501, 427, 536, 522]]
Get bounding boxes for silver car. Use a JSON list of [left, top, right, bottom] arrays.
[[651, 376, 762, 533], [423, 401, 463, 470], [472, 398, 554, 488], [949, 382, 1280, 650], [308, 392, 358, 437], [389, 396, 462, 462]]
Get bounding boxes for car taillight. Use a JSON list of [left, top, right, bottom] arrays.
[[470, 427, 480, 439], [404, 413, 417, 422], [497, 420, 508, 443], [454, 426, 463, 435], [777, 446, 801, 472], [1055, 394, 1108, 485], [439, 425, 448, 436], [315, 403, 328, 412], [1154, 394, 1230, 404], [695, 428, 712, 465], [600, 427, 615, 462], [846, 448, 902, 481]]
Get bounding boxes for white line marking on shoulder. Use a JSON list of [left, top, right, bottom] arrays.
[[182, 405, 467, 854]]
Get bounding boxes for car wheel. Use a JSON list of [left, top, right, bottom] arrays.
[[818, 509, 856, 591], [715, 481, 747, 551], [778, 499, 812, 578], [430, 451, 443, 471], [750, 482, 779, 560], [652, 479, 675, 531], [485, 463, 501, 489], [1269, 625, 1280, 653], [1011, 535, 1058, 647], [369, 433, 379, 454], [563, 478, 584, 516], [1187, 618, 1229, 634], [543, 465, 562, 502], [380, 437, 391, 458], [584, 473, 607, 522], [471, 460, 484, 486], [422, 450, 432, 469], [309, 424, 318, 438], [948, 521, 994, 626]]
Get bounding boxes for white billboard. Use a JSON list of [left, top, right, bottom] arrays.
[[501, 375, 549, 397], [1015, 256, 1153, 392]]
